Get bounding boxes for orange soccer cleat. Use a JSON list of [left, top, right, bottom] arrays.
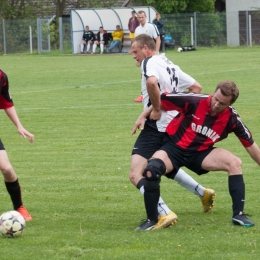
[[16, 206, 32, 221], [134, 95, 143, 102]]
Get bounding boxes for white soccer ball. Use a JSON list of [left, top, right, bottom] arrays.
[[0, 210, 26, 237], [177, 47, 183, 52]]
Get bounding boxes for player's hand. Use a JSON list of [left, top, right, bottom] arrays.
[[18, 127, 35, 143], [131, 115, 146, 135], [149, 109, 161, 121]]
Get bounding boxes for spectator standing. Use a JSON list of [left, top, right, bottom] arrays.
[[93, 26, 109, 54], [153, 13, 165, 52], [80, 26, 96, 54], [128, 11, 140, 43]]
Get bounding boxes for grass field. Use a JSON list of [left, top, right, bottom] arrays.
[[0, 47, 260, 259]]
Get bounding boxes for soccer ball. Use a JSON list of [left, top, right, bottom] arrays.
[[177, 47, 183, 52], [0, 210, 26, 237]]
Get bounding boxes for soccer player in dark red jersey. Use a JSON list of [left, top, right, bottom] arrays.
[[135, 80, 259, 229], [0, 69, 34, 221]]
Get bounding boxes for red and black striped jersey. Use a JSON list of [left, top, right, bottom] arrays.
[[0, 69, 14, 109], [161, 92, 254, 151]]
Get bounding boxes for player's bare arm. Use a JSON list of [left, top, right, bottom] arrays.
[[4, 107, 34, 143], [131, 106, 153, 135], [187, 81, 202, 93], [146, 76, 161, 120], [245, 142, 260, 165], [155, 36, 161, 53]]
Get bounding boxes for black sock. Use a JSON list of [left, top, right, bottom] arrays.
[[5, 179, 22, 210], [136, 178, 145, 190], [144, 179, 160, 223], [228, 175, 245, 217]]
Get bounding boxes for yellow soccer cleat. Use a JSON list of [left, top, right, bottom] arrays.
[[153, 211, 178, 230], [201, 189, 216, 212]]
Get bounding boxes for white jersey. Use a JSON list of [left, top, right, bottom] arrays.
[[135, 22, 160, 39], [141, 54, 195, 132]]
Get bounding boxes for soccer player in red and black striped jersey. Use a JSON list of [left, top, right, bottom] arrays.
[[140, 80, 260, 227], [0, 69, 34, 221]]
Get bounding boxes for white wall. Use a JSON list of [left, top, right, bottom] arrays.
[[226, 0, 260, 46]]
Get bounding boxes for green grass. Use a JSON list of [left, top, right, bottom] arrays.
[[0, 47, 260, 259]]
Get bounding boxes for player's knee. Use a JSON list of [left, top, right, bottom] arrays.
[[229, 156, 242, 172], [129, 171, 137, 185], [129, 168, 143, 186], [143, 158, 166, 181], [1, 164, 14, 176]]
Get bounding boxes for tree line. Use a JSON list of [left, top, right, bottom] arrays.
[[0, 0, 221, 19]]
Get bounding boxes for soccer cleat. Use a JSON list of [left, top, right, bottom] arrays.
[[134, 95, 143, 102], [201, 189, 216, 212], [153, 211, 178, 230], [16, 205, 32, 221], [79, 52, 83, 54], [100, 52, 103, 54], [91, 52, 94, 54], [135, 219, 157, 231], [86, 52, 89, 54], [232, 213, 255, 227]]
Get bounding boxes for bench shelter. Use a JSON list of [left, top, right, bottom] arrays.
[[70, 6, 157, 54]]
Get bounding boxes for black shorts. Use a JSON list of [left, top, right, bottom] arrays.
[[131, 124, 166, 160], [160, 135, 215, 175], [0, 139, 5, 150]]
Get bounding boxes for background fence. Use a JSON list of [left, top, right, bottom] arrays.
[[1, 11, 260, 54]]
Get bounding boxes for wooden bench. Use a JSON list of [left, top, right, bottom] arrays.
[[121, 33, 132, 53], [79, 32, 132, 54]]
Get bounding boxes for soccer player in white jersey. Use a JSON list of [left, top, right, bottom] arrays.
[[134, 10, 161, 103], [135, 10, 161, 53], [129, 34, 216, 230]]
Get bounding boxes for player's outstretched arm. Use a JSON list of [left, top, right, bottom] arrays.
[[245, 142, 260, 166], [131, 106, 152, 135], [4, 106, 34, 143]]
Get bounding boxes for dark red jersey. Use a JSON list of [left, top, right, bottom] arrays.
[[161, 92, 254, 151], [0, 69, 14, 109]]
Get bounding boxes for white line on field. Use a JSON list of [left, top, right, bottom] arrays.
[[15, 80, 140, 94], [17, 103, 139, 111]]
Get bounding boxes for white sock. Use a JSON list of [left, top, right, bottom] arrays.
[[87, 43, 90, 52], [80, 44, 84, 52], [100, 44, 104, 52], [174, 168, 205, 198], [139, 186, 171, 216], [93, 44, 97, 52], [157, 197, 171, 216]]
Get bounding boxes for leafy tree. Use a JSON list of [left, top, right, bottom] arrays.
[[132, 0, 189, 13], [131, 0, 216, 14], [186, 0, 215, 13]]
